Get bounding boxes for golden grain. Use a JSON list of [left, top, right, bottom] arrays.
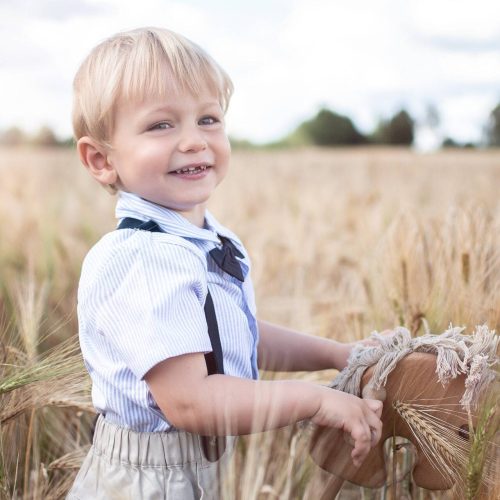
[[1, 145, 499, 498]]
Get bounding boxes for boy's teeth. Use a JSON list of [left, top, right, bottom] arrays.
[[175, 165, 208, 174]]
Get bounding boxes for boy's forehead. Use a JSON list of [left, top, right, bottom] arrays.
[[119, 90, 220, 112], [117, 66, 222, 106], [114, 87, 222, 124]]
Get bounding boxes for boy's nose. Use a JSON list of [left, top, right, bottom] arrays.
[[178, 129, 207, 153]]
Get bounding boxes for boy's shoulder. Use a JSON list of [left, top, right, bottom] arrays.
[[81, 228, 207, 283]]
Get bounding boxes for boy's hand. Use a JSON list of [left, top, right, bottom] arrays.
[[311, 387, 383, 467], [357, 329, 395, 348], [337, 329, 396, 370], [337, 330, 394, 370]]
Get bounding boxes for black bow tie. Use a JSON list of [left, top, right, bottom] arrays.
[[209, 235, 245, 282]]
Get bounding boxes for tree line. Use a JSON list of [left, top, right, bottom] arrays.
[[0, 125, 72, 147], [1, 102, 500, 148], [277, 109, 415, 147], [236, 102, 500, 149]]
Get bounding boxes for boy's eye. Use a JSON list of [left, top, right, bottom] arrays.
[[150, 122, 171, 130], [199, 116, 220, 126]]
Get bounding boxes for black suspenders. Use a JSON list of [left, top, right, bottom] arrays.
[[117, 217, 226, 462], [117, 217, 224, 376]]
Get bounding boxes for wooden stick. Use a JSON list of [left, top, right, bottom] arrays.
[[318, 474, 346, 500], [304, 467, 346, 500]]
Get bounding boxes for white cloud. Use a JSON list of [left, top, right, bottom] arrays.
[[0, 0, 499, 144], [226, 0, 500, 142], [407, 0, 500, 43], [0, 0, 109, 22], [0, 0, 210, 136], [227, 0, 406, 141], [441, 93, 497, 142]]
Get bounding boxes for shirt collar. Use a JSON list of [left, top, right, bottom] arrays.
[[116, 191, 230, 244]]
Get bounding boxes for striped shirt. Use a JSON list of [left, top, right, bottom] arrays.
[[78, 191, 259, 431]]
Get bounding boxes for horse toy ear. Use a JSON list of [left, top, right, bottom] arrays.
[[309, 328, 499, 498], [310, 352, 472, 489]]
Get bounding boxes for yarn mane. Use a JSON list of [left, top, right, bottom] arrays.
[[330, 325, 499, 408]]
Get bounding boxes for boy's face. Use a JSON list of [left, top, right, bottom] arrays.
[[105, 86, 230, 224]]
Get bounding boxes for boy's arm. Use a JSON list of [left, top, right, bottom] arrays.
[[257, 319, 353, 372], [145, 352, 383, 467]]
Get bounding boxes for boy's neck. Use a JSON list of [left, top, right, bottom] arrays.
[[171, 205, 207, 228], [121, 192, 208, 228]]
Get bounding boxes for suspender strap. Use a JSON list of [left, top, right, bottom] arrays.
[[117, 217, 224, 375], [203, 292, 224, 376]]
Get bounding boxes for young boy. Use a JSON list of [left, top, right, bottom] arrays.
[[68, 27, 382, 499]]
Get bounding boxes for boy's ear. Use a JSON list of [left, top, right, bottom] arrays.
[[77, 136, 118, 186]]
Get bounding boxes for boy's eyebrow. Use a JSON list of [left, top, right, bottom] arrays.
[[145, 101, 221, 115]]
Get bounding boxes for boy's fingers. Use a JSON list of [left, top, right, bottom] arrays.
[[351, 451, 363, 467], [364, 398, 383, 418], [351, 437, 370, 466], [369, 421, 382, 446], [344, 421, 368, 446], [343, 433, 355, 447], [351, 422, 372, 458], [360, 329, 394, 347], [364, 402, 383, 445], [344, 400, 384, 466], [365, 407, 383, 435]]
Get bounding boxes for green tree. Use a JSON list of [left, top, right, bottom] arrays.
[[297, 108, 366, 146], [485, 103, 500, 146], [442, 137, 459, 148], [373, 109, 415, 145], [32, 125, 58, 147], [0, 126, 26, 146]]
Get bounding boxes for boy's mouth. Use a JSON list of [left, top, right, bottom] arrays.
[[170, 164, 212, 175]]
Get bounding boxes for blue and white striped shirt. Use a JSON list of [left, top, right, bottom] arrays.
[[78, 191, 259, 431]]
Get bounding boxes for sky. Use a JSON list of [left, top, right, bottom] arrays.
[[1, 0, 499, 148]]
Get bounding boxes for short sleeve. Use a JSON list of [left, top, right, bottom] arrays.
[[94, 234, 213, 380]]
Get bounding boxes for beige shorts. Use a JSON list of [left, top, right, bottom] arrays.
[[67, 416, 235, 500]]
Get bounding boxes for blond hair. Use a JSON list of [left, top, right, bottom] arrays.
[[72, 27, 233, 149]]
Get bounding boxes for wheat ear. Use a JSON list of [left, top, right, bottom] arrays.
[[393, 401, 469, 488]]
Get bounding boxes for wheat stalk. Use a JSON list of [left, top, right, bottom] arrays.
[[2, 148, 500, 498], [393, 401, 469, 488], [0, 337, 82, 396], [0, 367, 92, 425], [48, 447, 90, 470], [394, 399, 499, 499], [466, 398, 499, 499]]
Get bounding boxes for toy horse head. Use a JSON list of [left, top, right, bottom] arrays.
[[310, 351, 480, 490]]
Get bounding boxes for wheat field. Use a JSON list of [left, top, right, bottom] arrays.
[[0, 146, 498, 499]]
